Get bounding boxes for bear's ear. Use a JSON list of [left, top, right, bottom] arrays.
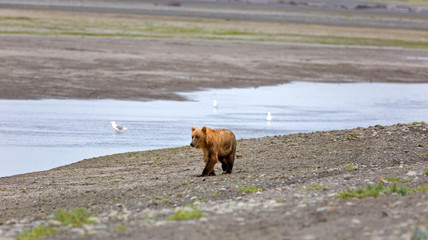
[[201, 126, 207, 134], [191, 126, 196, 132]]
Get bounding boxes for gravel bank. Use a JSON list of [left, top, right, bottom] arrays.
[[1, 122, 427, 239]]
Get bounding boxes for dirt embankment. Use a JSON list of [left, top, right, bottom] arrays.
[[0, 122, 427, 239]]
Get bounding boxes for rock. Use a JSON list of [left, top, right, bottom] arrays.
[[71, 228, 85, 235], [302, 235, 316, 240], [407, 171, 417, 176], [47, 219, 62, 227], [316, 207, 330, 212], [219, 187, 227, 192], [352, 218, 361, 225], [343, 174, 353, 180], [302, 221, 311, 228]]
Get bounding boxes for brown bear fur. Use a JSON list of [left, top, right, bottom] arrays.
[[190, 126, 236, 177]]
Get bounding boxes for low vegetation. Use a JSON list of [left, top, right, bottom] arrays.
[[238, 185, 263, 193], [114, 224, 128, 232], [345, 164, 357, 171], [15, 225, 59, 240], [383, 176, 412, 183], [53, 208, 96, 227], [303, 184, 328, 191], [337, 182, 428, 199], [412, 224, 428, 240], [1, 9, 427, 49], [167, 205, 204, 221]]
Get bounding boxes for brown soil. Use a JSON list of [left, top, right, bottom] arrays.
[[1, 35, 427, 101]]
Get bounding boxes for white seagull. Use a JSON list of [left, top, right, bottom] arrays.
[[213, 100, 218, 109], [266, 112, 272, 121], [110, 121, 127, 132]]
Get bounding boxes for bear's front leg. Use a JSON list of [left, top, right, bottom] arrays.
[[199, 153, 217, 177]]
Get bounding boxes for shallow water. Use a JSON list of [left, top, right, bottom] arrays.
[[1, 82, 428, 177]]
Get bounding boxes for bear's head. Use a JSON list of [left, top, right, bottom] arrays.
[[190, 126, 207, 148]]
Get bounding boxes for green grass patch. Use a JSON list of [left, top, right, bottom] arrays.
[[384, 176, 412, 183], [53, 208, 96, 227], [412, 121, 426, 125], [337, 182, 428, 199], [308, 184, 327, 190], [1, 13, 428, 49], [418, 152, 428, 157], [345, 164, 357, 171], [167, 204, 204, 221], [425, 168, 428, 176], [114, 224, 128, 232], [238, 184, 262, 193], [15, 225, 59, 240]]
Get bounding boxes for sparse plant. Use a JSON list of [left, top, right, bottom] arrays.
[[210, 192, 218, 197], [384, 176, 412, 183], [275, 198, 283, 203], [238, 184, 262, 193], [337, 182, 428, 199], [115, 224, 128, 232], [167, 204, 204, 221], [53, 208, 96, 227], [15, 225, 59, 240], [144, 215, 157, 224], [424, 168, 428, 176], [412, 121, 426, 125], [346, 133, 360, 140], [345, 164, 357, 171], [411, 224, 428, 240], [418, 152, 428, 157], [307, 184, 327, 190]]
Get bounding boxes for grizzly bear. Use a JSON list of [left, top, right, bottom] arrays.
[[190, 126, 236, 177]]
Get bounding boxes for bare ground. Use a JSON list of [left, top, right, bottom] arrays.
[[1, 35, 428, 101], [0, 123, 427, 239]]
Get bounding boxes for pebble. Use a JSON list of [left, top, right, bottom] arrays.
[[316, 207, 330, 212], [351, 218, 361, 225], [47, 219, 61, 227], [343, 175, 353, 180], [71, 228, 85, 235], [406, 171, 417, 176], [219, 187, 227, 192], [302, 234, 316, 240]]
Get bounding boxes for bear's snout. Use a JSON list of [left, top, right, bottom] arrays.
[[190, 142, 195, 147]]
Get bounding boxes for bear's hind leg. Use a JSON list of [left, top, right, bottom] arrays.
[[218, 157, 228, 172], [224, 153, 234, 174]]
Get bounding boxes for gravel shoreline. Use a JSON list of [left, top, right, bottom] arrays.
[[1, 122, 427, 239]]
